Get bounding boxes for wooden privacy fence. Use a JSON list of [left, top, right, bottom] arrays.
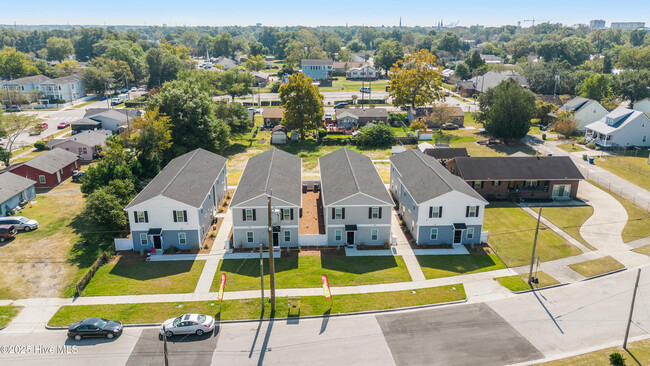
[[75, 251, 109, 296]]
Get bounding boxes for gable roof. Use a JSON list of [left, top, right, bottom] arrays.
[[262, 108, 284, 119], [423, 147, 469, 160], [40, 74, 83, 85], [13, 149, 78, 174], [452, 156, 584, 181], [557, 96, 598, 114], [337, 108, 388, 119], [389, 149, 485, 204], [319, 148, 392, 206], [5, 75, 50, 86], [0, 172, 35, 204], [332, 61, 365, 69], [125, 149, 227, 209], [473, 71, 528, 93], [301, 59, 333, 67], [585, 107, 649, 135], [48, 130, 110, 148], [230, 148, 301, 207]]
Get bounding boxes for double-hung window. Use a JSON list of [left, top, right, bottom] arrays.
[[335, 230, 342, 241], [174, 210, 187, 222], [135, 211, 148, 223], [334, 208, 342, 220], [430, 206, 442, 218], [371, 229, 378, 241], [430, 228, 438, 240], [466, 206, 478, 218], [247, 231, 254, 243], [178, 232, 187, 245], [284, 230, 291, 242], [283, 208, 291, 221], [245, 209, 254, 221], [467, 228, 474, 240], [140, 233, 148, 245], [371, 207, 380, 219]]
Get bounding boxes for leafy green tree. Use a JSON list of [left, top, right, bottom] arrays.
[[145, 48, 182, 88], [83, 182, 132, 229], [617, 46, 650, 70], [83, 57, 133, 94], [81, 136, 136, 195], [438, 32, 463, 55], [375, 40, 403, 77], [214, 102, 251, 134], [346, 39, 365, 52], [630, 29, 646, 47], [389, 49, 444, 109], [552, 113, 578, 138], [131, 108, 173, 178], [74, 28, 108, 61], [357, 123, 395, 148], [323, 37, 341, 59], [249, 41, 269, 57], [477, 79, 536, 140], [149, 77, 230, 155], [180, 30, 199, 48], [509, 38, 532, 60], [0, 46, 39, 79], [561, 37, 594, 66], [45, 37, 74, 62], [414, 35, 435, 52], [465, 50, 485, 72], [0, 112, 39, 166], [96, 39, 146, 81], [213, 32, 234, 57], [258, 27, 279, 53], [534, 99, 557, 125], [614, 70, 650, 103], [454, 62, 471, 80], [579, 74, 614, 104], [279, 73, 324, 141], [245, 54, 266, 72], [218, 68, 254, 101]]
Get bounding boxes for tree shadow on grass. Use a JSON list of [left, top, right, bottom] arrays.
[[219, 258, 299, 278], [108, 257, 195, 281], [223, 143, 250, 158], [277, 139, 320, 155], [416, 254, 500, 275], [320, 256, 398, 274]]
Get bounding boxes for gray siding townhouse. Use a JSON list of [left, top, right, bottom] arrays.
[[319, 148, 393, 247], [230, 148, 302, 249], [124, 149, 228, 252], [389, 149, 487, 246], [0, 173, 36, 217]]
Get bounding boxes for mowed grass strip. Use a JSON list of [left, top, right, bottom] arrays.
[[569, 256, 625, 279], [211, 256, 411, 292], [0, 306, 22, 328], [596, 151, 650, 193], [495, 271, 560, 292], [589, 181, 650, 243], [484, 204, 583, 267], [542, 206, 596, 250], [536, 337, 650, 366], [81, 260, 206, 296], [416, 254, 506, 279], [556, 142, 586, 153], [633, 244, 650, 257], [48, 284, 465, 327]]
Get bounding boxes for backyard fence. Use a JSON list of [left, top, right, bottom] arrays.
[[582, 169, 650, 212], [75, 251, 110, 296], [114, 238, 133, 251]]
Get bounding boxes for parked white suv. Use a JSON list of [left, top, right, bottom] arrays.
[[0, 216, 39, 231], [160, 314, 215, 337]]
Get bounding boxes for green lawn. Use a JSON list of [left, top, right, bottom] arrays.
[[211, 255, 411, 291], [633, 244, 650, 257], [81, 260, 206, 296], [556, 142, 587, 153], [542, 206, 596, 250], [48, 284, 465, 327], [72, 97, 99, 108], [589, 181, 650, 243], [536, 338, 650, 365], [596, 150, 650, 192], [569, 256, 625, 278], [416, 254, 506, 279], [0, 306, 22, 328], [495, 271, 560, 292], [484, 204, 583, 267], [318, 79, 390, 93]]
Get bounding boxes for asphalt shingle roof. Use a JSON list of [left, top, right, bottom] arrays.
[[125, 148, 227, 209], [16, 149, 78, 174], [558, 96, 596, 114], [319, 148, 393, 206], [230, 148, 301, 207], [0, 172, 35, 204], [423, 147, 469, 160], [301, 59, 333, 66], [4, 75, 50, 86], [389, 149, 484, 204], [337, 108, 388, 119], [452, 156, 584, 181], [48, 130, 110, 148]]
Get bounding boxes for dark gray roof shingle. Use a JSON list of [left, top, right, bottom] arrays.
[[49, 130, 110, 148], [452, 156, 584, 181], [16, 149, 79, 174], [423, 147, 469, 160], [319, 148, 393, 206], [0, 173, 35, 203], [230, 148, 302, 207], [390, 149, 484, 204], [125, 149, 227, 209]]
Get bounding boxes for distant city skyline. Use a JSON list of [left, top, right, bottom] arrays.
[[1, 1, 648, 28]]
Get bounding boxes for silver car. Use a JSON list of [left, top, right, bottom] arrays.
[[0, 216, 39, 231], [160, 314, 215, 337]]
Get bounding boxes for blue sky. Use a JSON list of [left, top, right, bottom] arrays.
[[2, 1, 648, 27]]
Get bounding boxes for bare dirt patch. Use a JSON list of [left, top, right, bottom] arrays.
[[300, 191, 325, 235]]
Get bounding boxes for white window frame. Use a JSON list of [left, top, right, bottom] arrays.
[[430, 228, 438, 240], [334, 207, 342, 220], [282, 208, 291, 221], [284, 230, 291, 242], [247, 231, 254, 243], [473, 181, 482, 188], [431, 206, 441, 218], [136, 211, 146, 223], [467, 228, 474, 240], [178, 232, 187, 245], [371, 229, 378, 241], [140, 233, 148, 246], [371, 207, 379, 219], [468, 206, 478, 218], [525, 180, 538, 188], [39, 175, 46, 184], [175, 210, 186, 222], [335, 229, 342, 241], [245, 209, 254, 221]]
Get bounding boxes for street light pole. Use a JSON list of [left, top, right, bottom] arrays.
[[528, 207, 542, 284], [259, 243, 264, 313], [267, 193, 276, 312], [623, 268, 641, 348]]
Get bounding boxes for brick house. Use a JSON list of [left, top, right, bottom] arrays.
[[9, 149, 80, 188]]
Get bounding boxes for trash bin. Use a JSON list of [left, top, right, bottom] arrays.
[[583, 154, 588, 161], [547, 153, 552, 157], [589, 157, 595, 164]]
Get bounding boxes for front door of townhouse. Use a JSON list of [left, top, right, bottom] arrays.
[[346, 231, 355, 246], [272, 232, 279, 247], [453, 230, 462, 244], [153, 235, 162, 250]]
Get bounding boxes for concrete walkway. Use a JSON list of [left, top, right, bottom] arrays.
[[194, 211, 232, 293], [390, 210, 426, 281], [521, 206, 593, 254]]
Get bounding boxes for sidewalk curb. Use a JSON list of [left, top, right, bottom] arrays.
[[510, 282, 569, 294], [43, 298, 468, 330], [580, 267, 627, 282]]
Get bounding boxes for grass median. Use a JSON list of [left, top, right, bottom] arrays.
[[569, 256, 625, 279], [417, 253, 506, 279], [541, 206, 595, 250], [589, 181, 650, 243], [0, 306, 22, 328], [536, 337, 650, 365], [48, 284, 465, 327], [495, 271, 560, 292]]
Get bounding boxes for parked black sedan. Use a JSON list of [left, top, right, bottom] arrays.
[[67, 318, 123, 341]]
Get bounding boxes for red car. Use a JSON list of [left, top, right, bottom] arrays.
[[39, 122, 48, 129], [57, 121, 70, 129]]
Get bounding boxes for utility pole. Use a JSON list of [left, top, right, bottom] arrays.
[[624, 268, 642, 348], [553, 74, 560, 96], [528, 207, 542, 284], [259, 243, 265, 313], [267, 193, 276, 312], [162, 324, 170, 366]]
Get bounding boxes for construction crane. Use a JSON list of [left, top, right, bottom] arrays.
[[523, 18, 558, 27], [523, 19, 537, 26]]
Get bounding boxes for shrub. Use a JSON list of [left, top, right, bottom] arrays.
[[34, 141, 46, 151], [575, 137, 586, 144], [587, 142, 597, 149], [269, 81, 281, 93], [609, 352, 625, 366], [261, 100, 270, 106], [317, 129, 328, 140]]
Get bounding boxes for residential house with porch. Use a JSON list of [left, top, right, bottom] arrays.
[[389, 149, 486, 246], [46, 130, 110, 161], [301, 59, 333, 81], [124, 148, 228, 252], [262, 108, 284, 127], [332, 61, 366, 76], [0, 172, 36, 217], [319, 148, 393, 247], [9, 149, 79, 188], [230, 148, 302, 248], [446, 156, 584, 201], [346, 65, 378, 80], [335, 108, 388, 129], [1, 75, 50, 94], [555, 97, 608, 131], [38, 74, 86, 103], [585, 107, 650, 148]]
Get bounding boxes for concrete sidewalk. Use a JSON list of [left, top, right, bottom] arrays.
[[194, 211, 232, 293]]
